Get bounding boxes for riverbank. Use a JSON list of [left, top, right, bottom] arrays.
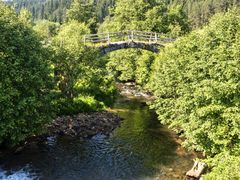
[[0, 82, 140, 156], [47, 111, 122, 138], [0, 85, 202, 179], [117, 82, 205, 179], [0, 111, 122, 157]]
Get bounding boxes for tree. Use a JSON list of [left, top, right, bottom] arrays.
[[0, 3, 54, 146], [67, 0, 97, 32], [99, 0, 189, 34], [52, 20, 116, 114], [179, 0, 240, 29], [98, 0, 189, 87], [106, 49, 140, 82], [11, 0, 72, 23], [33, 20, 60, 42], [98, 0, 152, 32], [19, 8, 33, 25], [148, 9, 240, 178], [95, 0, 115, 23], [135, 52, 155, 88]]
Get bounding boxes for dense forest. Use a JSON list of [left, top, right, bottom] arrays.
[[8, 0, 115, 23], [9, 0, 240, 28], [10, 0, 72, 22], [1, 0, 240, 179]]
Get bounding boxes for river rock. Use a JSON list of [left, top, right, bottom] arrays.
[[186, 161, 207, 179], [47, 111, 122, 139]]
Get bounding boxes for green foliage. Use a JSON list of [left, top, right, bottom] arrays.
[[144, 4, 189, 37], [52, 20, 117, 115], [10, 0, 240, 30], [67, 0, 94, 23], [67, 0, 115, 33], [135, 52, 155, 88], [95, 0, 115, 23], [33, 20, 60, 41], [204, 151, 240, 179], [11, 0, 72, 23], [168, 0, 240, 29], [0, 3, 54, 146], [104, 0, 150, 31], [148, 10, 240, 177], [188, 0, 240, 28], [99, 0, 189, 88], [99, 0, 189, 36], [107, 49, 139, 82], [106, 49, 155, 89], [54, 95, 105, 115], [10, 0, 115, 26], [1, 1, 239, 177], [18, 8, 33, 25]]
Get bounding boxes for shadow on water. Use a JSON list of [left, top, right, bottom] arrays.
[[108, 96, 188, 179], [0, 95, 196, 180]]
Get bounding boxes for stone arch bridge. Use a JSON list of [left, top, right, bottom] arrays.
[[84, 30, 175, 55]]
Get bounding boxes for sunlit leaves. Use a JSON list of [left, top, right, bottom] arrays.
[[148, 10, 240, 177], [0, 3, 54, 146], [52, 21, 116, 114], [149, 9, 240, 157]]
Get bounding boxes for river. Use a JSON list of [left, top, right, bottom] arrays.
[[0, 95, 197, 180]]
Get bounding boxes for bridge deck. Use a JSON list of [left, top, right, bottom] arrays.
[[84, 30, 174, 45], [83, 30, 175, 54]]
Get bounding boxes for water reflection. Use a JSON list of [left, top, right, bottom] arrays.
[[0, 96, 195, 180]]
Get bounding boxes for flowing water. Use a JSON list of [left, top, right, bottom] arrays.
[[0, 95, 197, 180]]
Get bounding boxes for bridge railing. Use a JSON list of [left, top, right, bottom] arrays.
[[84, 30, 174, 45]]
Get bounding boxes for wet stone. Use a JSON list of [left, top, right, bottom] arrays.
[[47, 111, 122, 139]]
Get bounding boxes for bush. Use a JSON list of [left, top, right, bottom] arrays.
[[0, 4, 54, 146], [106, 49, 139, 82], [54, 96, 105, 115], [148, 10, 240, 177], [106, 49, 156, 89], [149, 10, 240, 155], [52, 21, 117, 114], [135, 52, 155, 88], [204, 152, 240, 179], [33, 20, 60, 41]]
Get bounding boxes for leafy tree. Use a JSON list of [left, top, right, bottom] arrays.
[[67, 0, 94, 23], [95, 0, 115, 23], [9, 0, 240, 28], [67, 0, 97, 32], [11, 0, 72, 23], [144, 3, 189, 36], [52, 20, 116, 114], [19, 8, 33, 25], [204, 152, 240, 179], [135, 52, 155, 88], [168, 0, 240, 29], [107, 49, 139, 82], [99, 0, 189, 35], [107, 49, 155, 89], [0, 3, 54, 146], [33, 20, 60, 42], [98, 0, 189, 88], [148, 9, 240, 178], [52, 20, 90, 99]]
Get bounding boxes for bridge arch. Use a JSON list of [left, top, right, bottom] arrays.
[[84, 30, 174, 55], [99, 41, 163, 55]]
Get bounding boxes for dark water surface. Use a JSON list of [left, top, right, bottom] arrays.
[[0, 96, 196, 180]]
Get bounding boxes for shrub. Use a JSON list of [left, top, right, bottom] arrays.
[[148, 10, 240, 177], [0, 3, 54, 146], [52, 21, 117, 114]]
